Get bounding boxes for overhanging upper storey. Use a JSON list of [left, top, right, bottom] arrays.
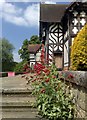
[[39, 2, 87, 69], [40, 4, 69, 23]]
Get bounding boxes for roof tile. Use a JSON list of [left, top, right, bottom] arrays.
[[28, 44, 41, 54]]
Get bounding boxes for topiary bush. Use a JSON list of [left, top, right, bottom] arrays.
[[71, 23, 87, 70]]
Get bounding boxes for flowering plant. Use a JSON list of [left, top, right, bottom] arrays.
[[27, 44, 74, 120]]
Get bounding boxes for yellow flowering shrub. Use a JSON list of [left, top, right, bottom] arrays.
[[71, 23, 87, 70]]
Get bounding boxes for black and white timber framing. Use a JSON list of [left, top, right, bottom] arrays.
[[39, 2, 87, 69]]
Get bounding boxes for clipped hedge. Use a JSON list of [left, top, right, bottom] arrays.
[[71, 23, 87, 70]]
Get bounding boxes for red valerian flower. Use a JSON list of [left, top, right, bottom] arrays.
[[23, 72, 28, 74], [40, 44, 45, 64], [45, 78, 50, 83], [52, 75, 56, 79], [32, 79, 36, 82], [37, 71, 41, 75], [43, 69, 50, 74], [45, 70, 50, 75], [34, 63, 45, 73], [23, 64, 29, 69], [41, 88, 45, 93], [30, 76, 33, 78], [68, 73, 74, 79], [26, 68, 30, 72]]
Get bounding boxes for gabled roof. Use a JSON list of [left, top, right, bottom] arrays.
[[40, 4, 69, 22], [40, 2, 87, 23], [28, 44, 41, 54]]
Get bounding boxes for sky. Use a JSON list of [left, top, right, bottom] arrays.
[[0, 0, 83, 62], [0, 1, 40, 62]]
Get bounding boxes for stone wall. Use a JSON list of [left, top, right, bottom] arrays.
[[59, 71, 87, 119]]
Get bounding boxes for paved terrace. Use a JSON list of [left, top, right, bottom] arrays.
[[1, 74, 30, 90]]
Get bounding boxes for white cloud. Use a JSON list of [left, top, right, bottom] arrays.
[[0, 1, 39, 27], [2, 2, 22, 14], [44, 1, 56, 4], [3, 13, 28, 26], [24, 4, 39, 27], [13, 52, 22, 62], [1, 0, 85, 27]]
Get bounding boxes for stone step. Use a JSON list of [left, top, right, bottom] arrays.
[[2, 90, 36, 108], [2, 92, 37, 118], [2, 108, 37, 112], [2, 94, 33, 97], [2, 94, 35, 102], [2, 109, 39, 119], [2, 108, 46, 119], [2, 101, 36, 108], [2, 111, 45, 119], [1, 75, 43, 119], [2, 88, 32, 95]]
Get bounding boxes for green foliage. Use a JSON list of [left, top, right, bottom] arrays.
[[28, 63, 74, 120], [71, 24, 87, 70], [18, 35, 40, 61], [25, 45, 75, 119], [18, 39, 29, 61], [0, 38, 14, 62], [14, 60, 28, 73], [29, 35, 41, 44], [2, 61, 17, 72], [0, 38, 15, 72]]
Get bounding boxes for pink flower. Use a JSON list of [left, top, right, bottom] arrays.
[[23, 72, 28, 74], [41, 88, 45, 93], [45, 78, 50, 83], [68, 73, 74, 79], [43, 69, 50, 74], [30, 76, 33, 78], [37, 71, 41, 75], [52, 76, 56, 79], [32, 79, 36, 82]]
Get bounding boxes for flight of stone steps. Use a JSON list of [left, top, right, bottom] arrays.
[[2, 88, 39, 119], [1, 75, 48, 119]]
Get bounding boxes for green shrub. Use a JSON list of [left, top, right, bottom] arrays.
[[14, 60, 28, 73], [71, 24, 87, 70], [28, 63, 74, 120]]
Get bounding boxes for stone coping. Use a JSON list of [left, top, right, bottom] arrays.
[[59, 71, 87, 89]]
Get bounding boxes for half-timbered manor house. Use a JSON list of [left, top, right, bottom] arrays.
[[39, 2, 87, 70]]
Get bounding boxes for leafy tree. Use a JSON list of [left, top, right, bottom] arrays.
[[18, 39, 29, 61], [0, 38, 14, 62], [29, 35, 41, 44], [18, 35, 41, 61], [14, 60, 26, 73], [0, 38, 15, 72], [71, 23, 87, 70]]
